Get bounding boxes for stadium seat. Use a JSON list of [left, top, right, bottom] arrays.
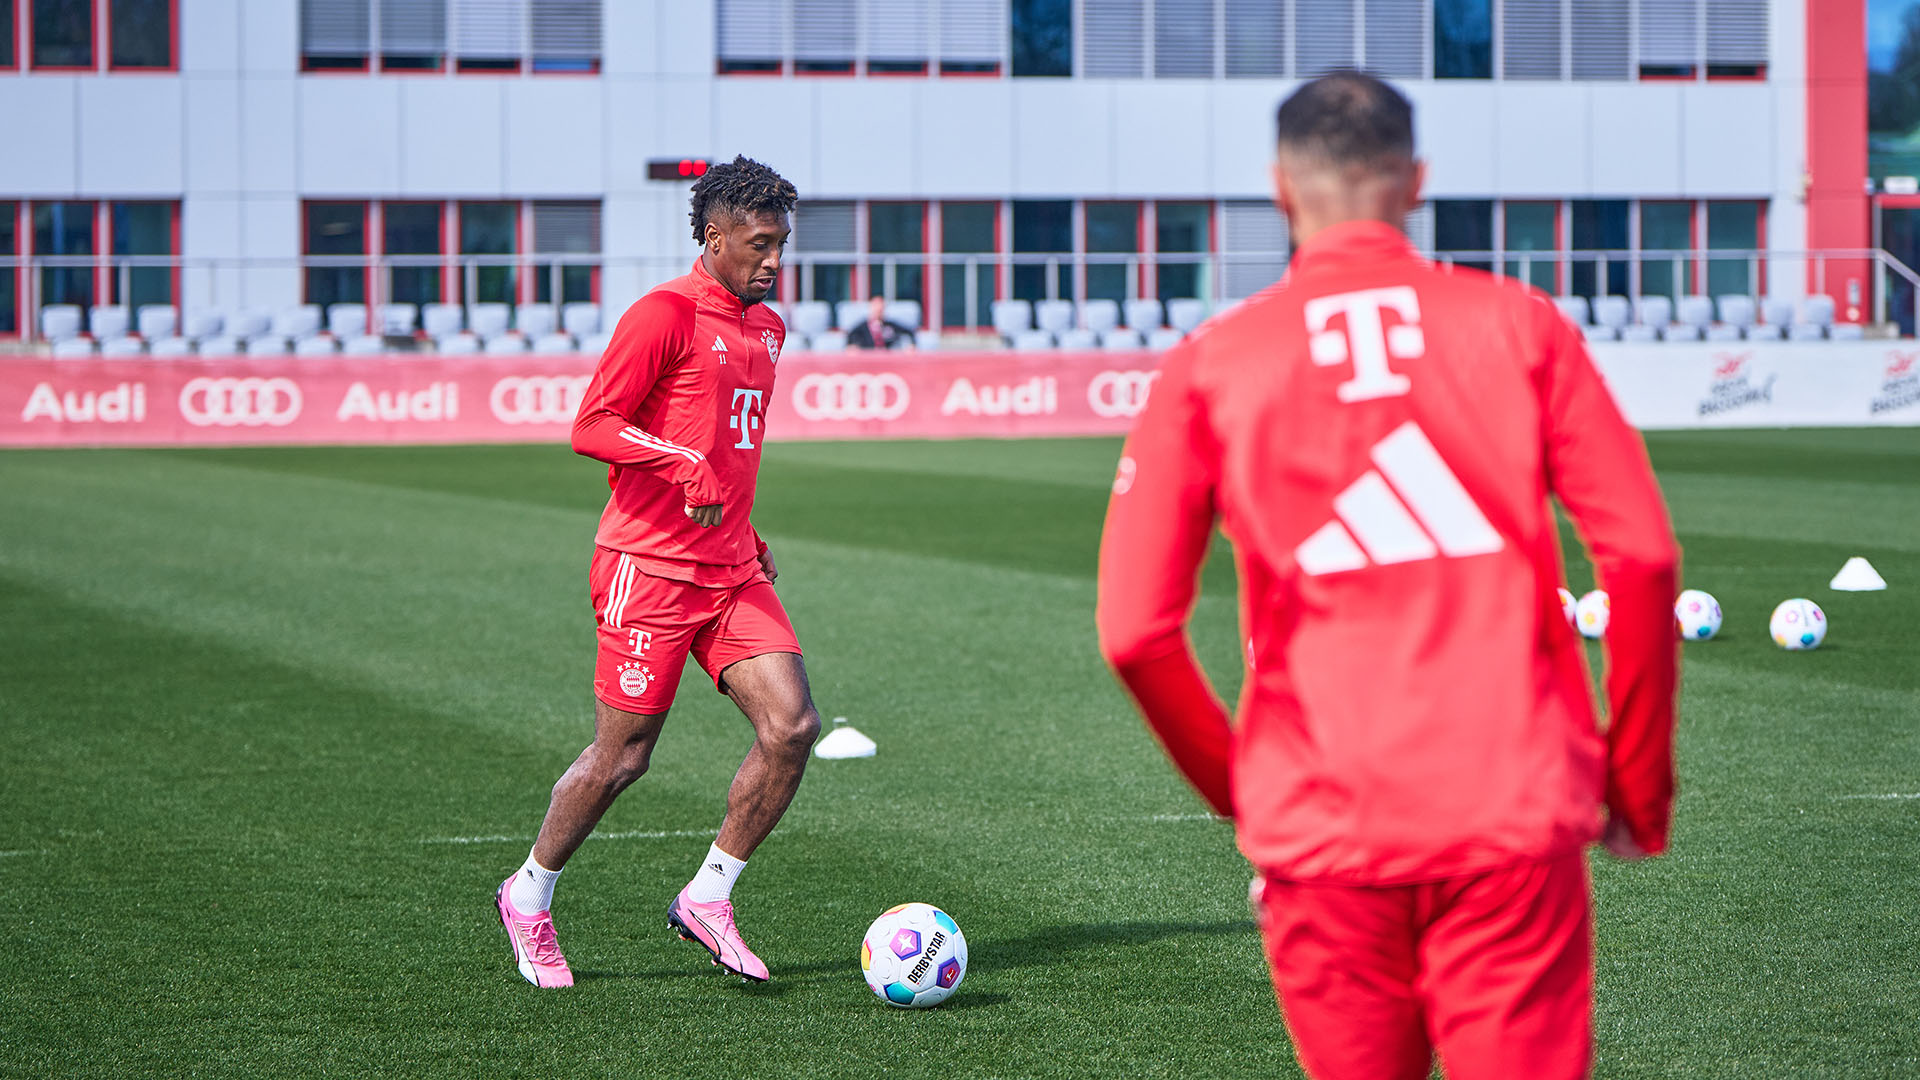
[[1830, 322, 1866, 341], [885, 300, 922, 329], [790, 301, 832, 338], [912, 330, 942, 351], [1012, 329, 1055, 350], [197, 335, 241, 356], [810, 330, 849, 352], [1035, 300, 1075, 335], [40, 305, 83, 342], [991, 300, 1033, 338], [515, 303, 557, 339], [99, 336, 144, 357], [1632, 295, 1673, 333], [52, 337, 95, 359], [295, 335, 339, 357], [422, 303, 464, 340], [272, 305, 322, 341], [1057, 328, 1099, 350], [231, 309, 273, 341], [246, 336, 291, 357], [1674, 295, 1714, 335], [376, 303, 418, 335], [136, 305, 178, 340], [1582, 324, 1618, 342], [1102, 327, 1145, 350], [469, 303, 512, 341], [579, 331, 614, 356], [182, 309, 225, 342], [1147, 327, 1186, 350], [89, 306, 132, 340], [341, 335, 385, 356], [1081, 299, 1121, 334], [1552, 296, 1591, 327], [1124, 298, 1164, 330], [1793, 294, 1837, 340], [149, 336, 193, 358], [1716, 295, 1757, 331], [1758, 295, 1795, 330], [562, 302, 602, 337], [1706, 322, 1744, 343], [1591, 295, 1631, 334], [327, 304, 368, 339], [437, 333, 480, 355], [835, 299, 867, 331], [531, 332, 575, 354], [484, 334, 528, 355], [1166, 299, 1207, 333], [1787, 322, 1825, 342]]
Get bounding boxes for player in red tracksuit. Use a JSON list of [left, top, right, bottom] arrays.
[[1096, 75, 1679, 1079], [495, 157, 819, 988]]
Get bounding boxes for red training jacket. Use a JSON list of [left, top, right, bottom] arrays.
[[571, 257, 785, 586], [1096, 220, 1679, 886]]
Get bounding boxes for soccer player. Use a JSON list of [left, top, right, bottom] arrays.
[[1096, 74, 1679, 1079], [495, 156, 820, 988]]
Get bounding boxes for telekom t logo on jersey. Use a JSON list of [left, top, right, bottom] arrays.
[[1304, 286, 1422, 402], [731, 388, 764, 449]]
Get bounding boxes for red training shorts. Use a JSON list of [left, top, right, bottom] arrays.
[[1258, 851, 1593, 1080], [589, 546, 802, 714]]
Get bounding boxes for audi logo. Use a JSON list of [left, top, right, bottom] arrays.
[[179, 376, 303, 427], [789, 372, 911, 422], [490, 375, 592, 425], [1087, 370, 1160, 419]]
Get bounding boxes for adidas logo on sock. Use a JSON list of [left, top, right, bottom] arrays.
[[708, 862, 726, 874], [1296, 421, 1504, 576]]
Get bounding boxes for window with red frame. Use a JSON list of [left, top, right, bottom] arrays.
[[300, 0, 602, 74], [0, 1, 15, 68], [304, 201, 369, 307], [16, 199, 179, 332], [0, 202, 17, 334], [24, 0, 174, 71]]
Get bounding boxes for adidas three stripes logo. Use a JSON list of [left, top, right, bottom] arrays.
[[1295, 421, 1505, 576]]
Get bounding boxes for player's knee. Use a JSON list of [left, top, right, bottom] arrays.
[[609, 747, 651, 788], [771, 706, 820, 753]]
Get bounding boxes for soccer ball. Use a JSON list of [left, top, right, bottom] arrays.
[[1575, 590, 1610, 639], [1558, 587, 1577, 628], [1674, 589, 1723, 640], [1769, 598, 1827, 651], [860, 903, 967, 1008]]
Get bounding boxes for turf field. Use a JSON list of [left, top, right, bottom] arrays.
[[1, 429, 1916, 1078]]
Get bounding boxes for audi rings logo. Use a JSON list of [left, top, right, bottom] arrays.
[[490, 375, 592, 424], [1087, 370, 1160, 419], [790, 372, 911, 422], [179, 377, 303, 427]]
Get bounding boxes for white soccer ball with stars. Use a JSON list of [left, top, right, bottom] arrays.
[[1575, 590, 1610, 639], [860, 903, 968, 1008], [1769, 598, 1827, 651], [1674, 589, 1723, 641]]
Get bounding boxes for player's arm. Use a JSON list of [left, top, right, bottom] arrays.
[[571, 293, 724, 514], [1536, 300, 1681, 857], [1095, 350, 1233, 819]]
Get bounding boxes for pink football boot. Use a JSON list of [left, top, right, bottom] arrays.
[[667, 888, 770, 982], [495, 877, 574, 988]]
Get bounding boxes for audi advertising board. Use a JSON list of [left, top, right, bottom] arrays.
[[3, 344, 1916, 449]]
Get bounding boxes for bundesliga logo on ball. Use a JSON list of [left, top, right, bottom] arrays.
[[1674, 589, 1723, 641], [859, 903, 968, 1008]]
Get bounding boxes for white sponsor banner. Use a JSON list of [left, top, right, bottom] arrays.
[[1590, 342, 1920, 429]]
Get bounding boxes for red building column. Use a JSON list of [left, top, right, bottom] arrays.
[[1806, 0, 1869, 318]]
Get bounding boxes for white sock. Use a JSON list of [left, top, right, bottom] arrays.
[[684, 843, 747, 904], [508, 851, 561, 914]]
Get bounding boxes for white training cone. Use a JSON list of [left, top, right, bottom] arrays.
[[1830, 557, 1887, 592], [814, 719, 876, 759]]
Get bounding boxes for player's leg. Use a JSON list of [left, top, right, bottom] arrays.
[[1259, 874, 1434, 1080], [1416, 852, 1593, 1080], [530, 699, 671, 871]]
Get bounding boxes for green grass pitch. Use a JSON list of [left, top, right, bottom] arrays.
[[1, 429, 1916, 1078]]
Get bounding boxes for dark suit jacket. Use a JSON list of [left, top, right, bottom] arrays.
[[846, 319, 915, 350]]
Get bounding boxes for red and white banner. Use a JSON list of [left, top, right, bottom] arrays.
[[0, 352, 1160, 448], [3, 342, 1917, 448]]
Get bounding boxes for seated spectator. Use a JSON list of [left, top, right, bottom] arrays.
[[846, 295, 916, 351]]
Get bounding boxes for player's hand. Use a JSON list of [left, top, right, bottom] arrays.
[[1601, 816, 1650, 860], [757, 546, 778, 583], [685, 502, 723, 528]]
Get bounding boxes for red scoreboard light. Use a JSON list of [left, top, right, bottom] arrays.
[[647, 158, 712, 181]]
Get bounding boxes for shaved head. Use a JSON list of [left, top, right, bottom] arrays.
[[1269, 72, 1425, 248]]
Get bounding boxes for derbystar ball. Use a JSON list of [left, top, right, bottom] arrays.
[[1558, 587, 1577, 629], [1575, 590, 1610, 639], [1674, 589, 1723, 641], [859, 903, 968, 1008], [1769, 598, 1827, 651]]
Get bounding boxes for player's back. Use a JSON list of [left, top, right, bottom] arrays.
[[1180, 221, 1607, 884]]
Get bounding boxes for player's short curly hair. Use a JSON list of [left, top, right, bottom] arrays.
[[688, 155, 799, 243]]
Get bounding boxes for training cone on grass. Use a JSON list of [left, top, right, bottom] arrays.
[[1830, 557, 1887, 592], [814, 719, 876, 759]]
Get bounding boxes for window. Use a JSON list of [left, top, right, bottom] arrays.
[[531, 200, 600, 303], [1571, 0, 1629, 80], [0, 1, 15, 67], [1638, 201, 1692, 299], [531, 0, 600, 71], [1501, 0, 1560, 79], [453, 0, 522, 70], [1155, 0, 1214, 77], [32, 0, 92, 68], [1434, 200, 1494, 271], [1011, 0, 1069, 77], [109, 201, 173, 311], [0, 202, 16, 334], [1224, 0, 1283, 77], [1012, 200, 1071, 302], [1705, 0, 1766, 77], [303, 0, 371, 70], [1085, 202, 1140, 303], [1220, 199, 1288, 299], [791, 200, 855, 305], [713, 0, 1006, 76], [460, 201, 518, 303], [383, 202, 445, 304], [1638, 0, 1697, 78], [1081, 0, 1141, 78], [1155, 201, 1209, 302], [939, 0, 1004, 73], [941, 202, 996, 331], [109, 0, 172, 68], [33, 202, 94, 314], [1435, 0, 1491, 78], [305, 201, 367, 307], [1570, 199, 1629, 298], [793, 0, 855, 73], [1502, 202, 1557, 291], [380, 0, 445, 69], [717, 0, 783, 73], [867, 202, 926, 314], [299, 0, 603, 73], [1294, 0, 1353, 76], [1706, 200, 1760, 297]]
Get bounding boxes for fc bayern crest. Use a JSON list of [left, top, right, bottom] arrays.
[[617, 661, 652, 698], [762, 329, 781, 366]]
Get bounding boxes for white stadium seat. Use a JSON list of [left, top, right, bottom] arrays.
[[422, 303, 464, 340], [913, 330, 942, 351], [1552, 296, 1591, 327], [515, 303, 558, 339], [1787, 322, 1825, 342], [1035, 300, 1075, 335], [1166, 298, 1207, 333], [52, 337, 95, 359], [231, 309, 273, 341], [1590, 295, 1631, 333], [1123, 298, 1164, 330], [531, 332, 576, 354], [327, 303, 368, 339], [884, 300, 922, 329], [579, 332, 614, 356], [1102, 327, 1145, 350], [341, 335, 386, 356], [149, 336, 194, 358], [1057, 328, 1099, 350], [272, 305, 322, 341], [1080, 299, 1121, 334], [1012, 329, 1055, 350], [1716, 295, 1756, 330], [562, 302, 602, 337], [1706, 322, 1744, 343], [197, 335, 241, 356], [469, 303, 512, 340], [377, 303, 419, 335], [40, 305, 83, 342], [295, 335, 339, 357], [1799, 293, 1836, 328], [246, 336, 291, 357], [1758, 295, 1795, 330], [810, 330, 849, 352], [1147, 327, 1186, 350], [835, 299, 867, 330], [89, 306, 131, 340], [136, 305, 178, 340], [484, 334, 528, 355], [991, 299, 1033, 337], [437, 333, 481, 355], [790, 301, 832, 338], [182, 309, 225, 341], [1582, 324, 1618, 342], [99, 336, 145, 357], [1830, 323, 1866, 341]]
